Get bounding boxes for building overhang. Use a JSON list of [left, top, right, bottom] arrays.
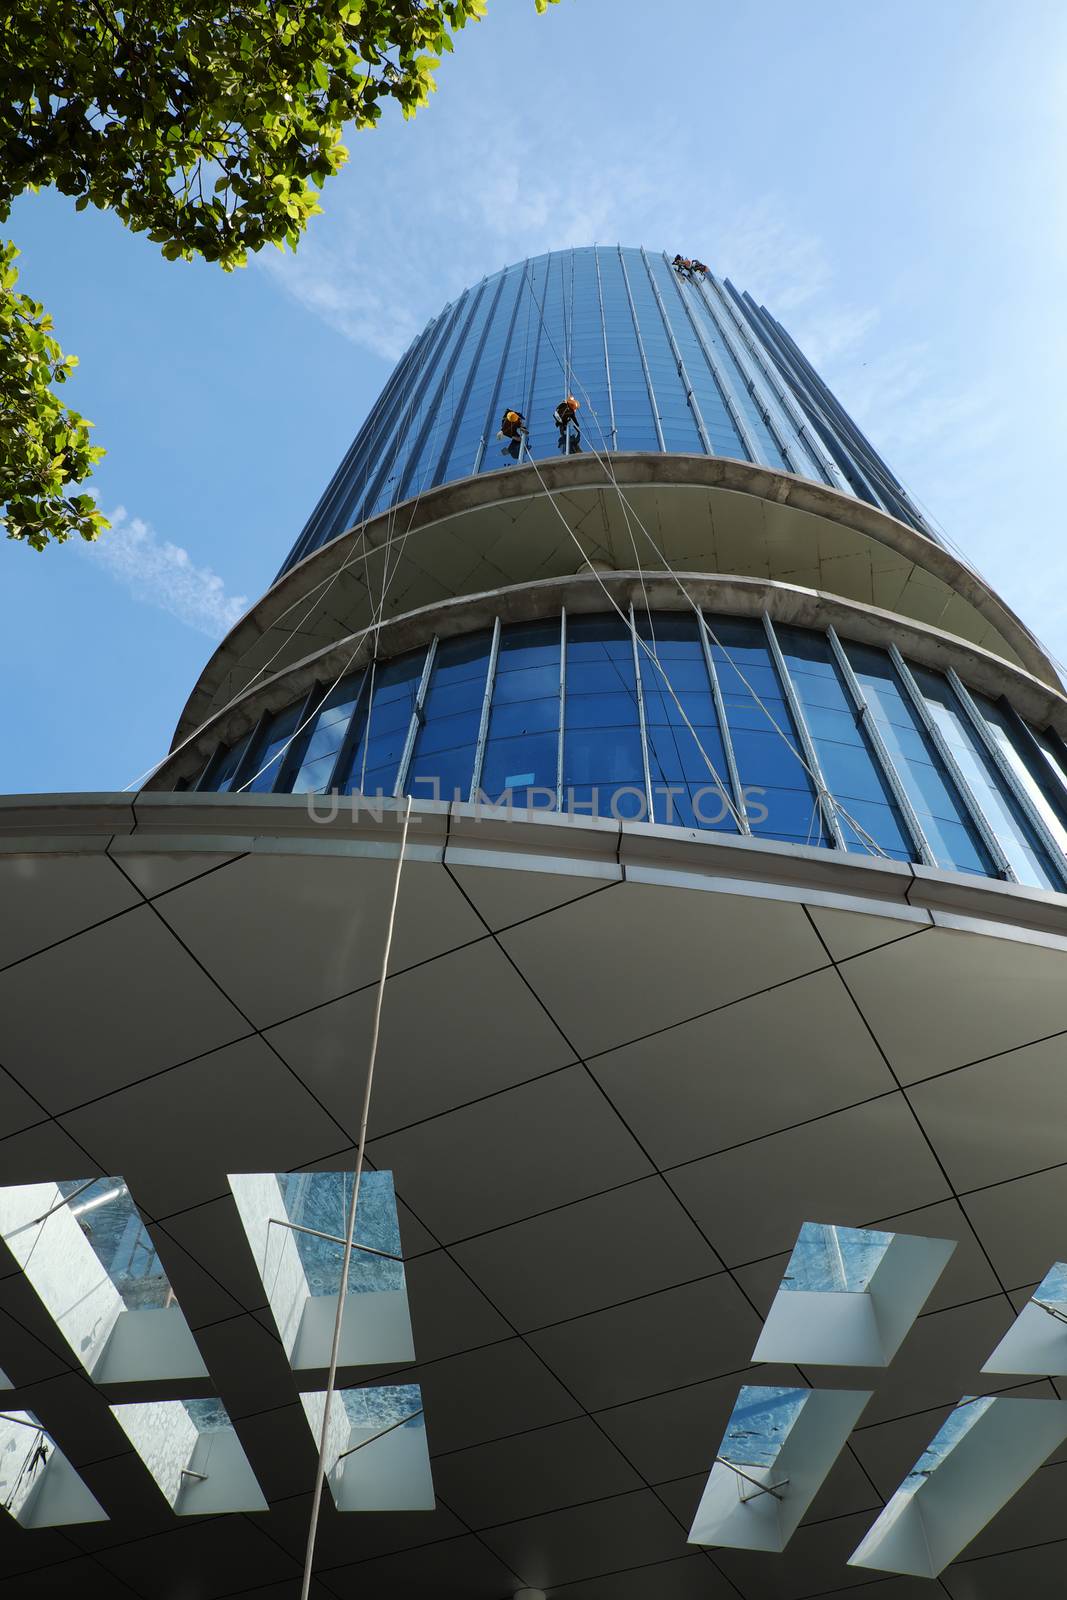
[[173, 455, 1058, 747], [1, 794, 1067, 1591]]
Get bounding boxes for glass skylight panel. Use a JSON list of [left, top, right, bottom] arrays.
[[719, 1386, 807, 1471], [754, 1222, 955, 1366], [689, 1385, 870, 1552], [55, 1178, 172, 1310], [111, 1398, 266, 1514], [983, 1260, 1067, 1375], [300, 1384, 433, 1512], [0, 1178, 206, 1383], [229, 1171, 414, 1371], [277, 1171, 404, 1296], [850, 1394, 1067, 1578], [0, 1411, 107, 1527], [781, 1222, 893, 1294]]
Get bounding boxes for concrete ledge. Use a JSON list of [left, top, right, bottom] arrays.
[[173, 456, 1059, 743]]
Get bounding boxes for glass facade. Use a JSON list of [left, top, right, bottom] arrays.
[[279, 246, 937, 578], [192, 608, 1067, 892]]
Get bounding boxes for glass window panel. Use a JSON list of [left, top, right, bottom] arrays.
[[842, 641, 994, 876], [974, 696, 1067, 857], [242, 702, 305, 794], [913, 668, 1060, 889], [480, 732, 558, 798], [341, 650, 425, 795], [205, 731, 252, 793]]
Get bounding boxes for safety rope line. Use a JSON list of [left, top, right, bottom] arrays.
[[299, 793, 413, 1600], [518, 264, 889, 857]]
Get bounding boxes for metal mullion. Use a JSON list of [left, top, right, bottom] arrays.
[[697, 612, 750, 835], [229, 709, 272, 793], [324, 665, 372, 794], [664, 257, 761, 465], [827, 627, 935, 866], [473, 262, 526, 475], [616, 247, 666, 452], [946, 669, 1067, 886], [629, 604, 655, 822], [888, 644, 1015, 880], [639, 249, 714, 456], [432, 272, 508, 483], [997, 701, 1067, 832], [687, 269, 805, 475], [394, 638, 439, 798], [396, 279, 489, 503], [761, 614, 846, 851], [556, 608, 567, 811], [468, 617, 501, 802], [272, 683, 325, 794], [593, 246, 618, 449], [706, 275, 849, 493], [195, 740, 233, 792]]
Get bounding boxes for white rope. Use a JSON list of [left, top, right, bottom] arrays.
[[299, 793, 413, 1600]]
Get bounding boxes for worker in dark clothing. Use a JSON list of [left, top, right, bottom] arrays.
[[672, 254, 693, 276], [690, 259, 709, 277], [553, 394, 581, 452], [497, 407, 528, 461]]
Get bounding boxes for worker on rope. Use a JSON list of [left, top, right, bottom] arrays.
[[690, 259, 709, 277], [553, 394, 581, 453], [672, 254, 693, 276], [497, 407, 528, 461]]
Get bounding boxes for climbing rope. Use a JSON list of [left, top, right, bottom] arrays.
[[299, 794, 413, 1600]]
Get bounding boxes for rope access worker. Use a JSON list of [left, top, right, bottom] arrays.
[[672, 254, 693, 276], [497, 407, 528, 461], [690, 259, 709, 277], [553, 395, 581, 452]]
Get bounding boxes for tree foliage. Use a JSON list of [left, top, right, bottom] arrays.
[[0, 0, 559, 548]]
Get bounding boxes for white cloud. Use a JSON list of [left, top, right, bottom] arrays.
[[715, 201, 832, 312], [85, 507, 248, 638]]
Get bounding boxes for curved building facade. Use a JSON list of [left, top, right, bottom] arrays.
[[281, 246, 935, 577], [3, 247, 1067, 1600]]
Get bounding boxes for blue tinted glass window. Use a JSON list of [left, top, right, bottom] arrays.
[[340, 649, 426, 797], [775, 626, 912, 861], [973, 696, 1067, 858], [707, 616, 827, 846], [241, 701, 306, 794], [404, 632, 491, 803], [204, 731, 252, 793], [564, 613, 645, 818], [480, 620, 561, 806], [637, 612, 737, 831], [912, 668, 1061, 889], [290, 674, 365, 794], [842, 642, 993, 876]]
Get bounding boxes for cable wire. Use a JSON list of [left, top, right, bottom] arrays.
[[299, 793, 413, 1600]]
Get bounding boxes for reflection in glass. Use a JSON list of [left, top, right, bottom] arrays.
[[781, 1222, 894, 1294]]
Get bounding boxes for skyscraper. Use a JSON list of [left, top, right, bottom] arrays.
[[2, 247, 1067, 1598]]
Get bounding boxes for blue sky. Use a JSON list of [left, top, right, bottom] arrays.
[[4, 0, 1067, 792]]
